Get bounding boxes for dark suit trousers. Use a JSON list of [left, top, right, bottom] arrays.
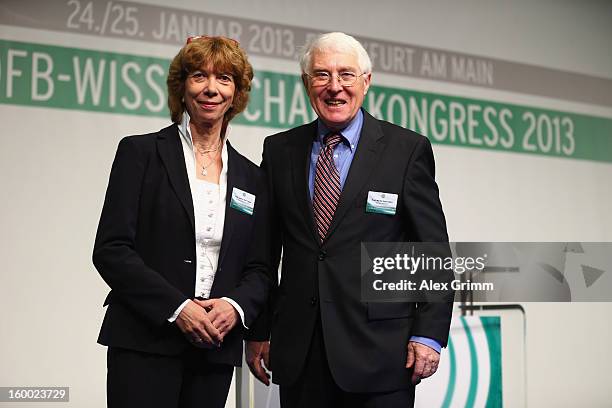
[[107, 347, 233, 408], [279, 316, 415, 408]]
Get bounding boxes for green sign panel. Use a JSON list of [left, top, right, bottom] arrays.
[[1, 39, 610, 162]]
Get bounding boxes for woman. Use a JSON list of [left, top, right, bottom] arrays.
[[93, 36, 270, 408]]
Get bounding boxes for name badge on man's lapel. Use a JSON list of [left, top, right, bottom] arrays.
[[230, 187, 256, 215], [366, 191, 398, 215]]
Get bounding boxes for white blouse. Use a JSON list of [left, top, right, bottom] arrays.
[[181, 142, 227, 298], [192, 178, 224, 298]]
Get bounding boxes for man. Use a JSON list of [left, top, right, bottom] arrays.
[[245, 32, 454, 407]]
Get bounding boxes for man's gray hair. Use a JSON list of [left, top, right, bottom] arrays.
[[299, 32, 372, 75]]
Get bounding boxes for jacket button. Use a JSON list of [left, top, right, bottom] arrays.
[[318, 250, 326, 261], [310, 297, 317, 306]]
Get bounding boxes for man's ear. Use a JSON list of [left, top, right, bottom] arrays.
[[363, 72, 372, 95]]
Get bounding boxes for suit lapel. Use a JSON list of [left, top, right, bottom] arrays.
[[217, 141, 243, 268], [325, 112, 386, 240], [156, 125, 195, 232], [290, 121, 320, 244]]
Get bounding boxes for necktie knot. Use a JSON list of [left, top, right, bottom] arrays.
[[323, 133, 343, 149]]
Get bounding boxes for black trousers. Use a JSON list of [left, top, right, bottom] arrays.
[[107, 347, 233, 408], [279, 318, 415, 408]]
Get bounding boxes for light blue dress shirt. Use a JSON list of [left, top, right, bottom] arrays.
[[308, 109, 364, 199], [307, 109, 442, 354]]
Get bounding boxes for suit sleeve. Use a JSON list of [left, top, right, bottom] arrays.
[[402, 136, 455, 347], [224, 166, 276, 328], [243, 138, 282, 341], [93, 137, 187, 327]]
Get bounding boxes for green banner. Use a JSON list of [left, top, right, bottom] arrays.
[[1, 39, 611, 162], [442, 316, 503, 408]]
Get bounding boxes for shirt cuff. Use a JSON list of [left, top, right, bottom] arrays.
[[221, 297, 248, 329], [168, 299, 190, 323], [410, 336, 441, 353]]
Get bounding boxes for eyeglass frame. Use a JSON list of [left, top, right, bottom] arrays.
[[303, 70, 368, 87], [185, 35, 240, 45]]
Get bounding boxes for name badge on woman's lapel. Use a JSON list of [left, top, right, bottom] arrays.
[[230, 187, 256, 215], [366, 191, 398, 215]]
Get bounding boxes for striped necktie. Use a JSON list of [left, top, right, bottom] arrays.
[[313, 133, 343, 242]]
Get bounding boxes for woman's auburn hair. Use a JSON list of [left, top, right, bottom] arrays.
[[167, 37, 253, 124]]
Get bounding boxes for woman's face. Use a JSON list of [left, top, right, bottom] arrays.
[[184, 64, 235, 128]]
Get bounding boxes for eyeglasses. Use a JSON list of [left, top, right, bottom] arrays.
[[305, 71, 367, 87], [186, 35, 239, 45]]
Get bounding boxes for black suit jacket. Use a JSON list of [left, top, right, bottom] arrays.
[[247, 110, 454, 392], [93, 124, 270, 366]]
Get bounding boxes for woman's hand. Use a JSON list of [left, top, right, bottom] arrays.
[[175, 300, 223, 347], [193, 298, 239, 341]]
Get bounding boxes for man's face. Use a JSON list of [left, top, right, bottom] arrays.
[[305, 49, 371, 130]]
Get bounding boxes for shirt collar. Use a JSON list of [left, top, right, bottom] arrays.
[[178, 110, 193, 149], [178, 111, 229, 181], [178, 110, 232, 150], [316, 109, 363, 151]]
